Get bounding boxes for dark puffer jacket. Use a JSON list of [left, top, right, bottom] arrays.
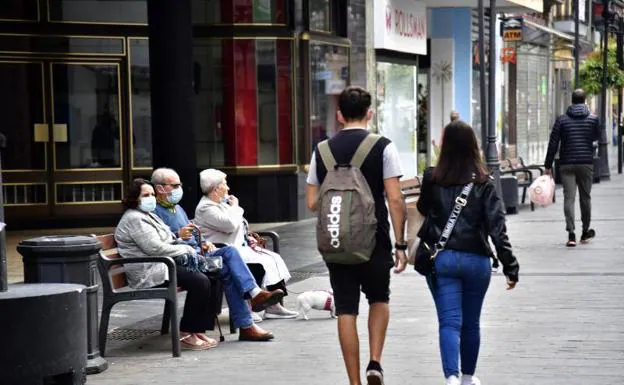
[[544, 104, 600, 169]]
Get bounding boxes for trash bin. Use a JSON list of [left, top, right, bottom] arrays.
[[18, 235, 108, 374], [0, 283, 87, 385], [500, 176, 519, 214]]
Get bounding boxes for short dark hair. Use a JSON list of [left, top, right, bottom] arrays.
[[432, 120, 489, 186], [122, 178, 151, 210], [572, 89, 586, 104], [338, 86, 371, 121]]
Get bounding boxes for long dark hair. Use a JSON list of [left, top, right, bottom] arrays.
[[432, 120, 489, 186], [122, 178, 151, 210]]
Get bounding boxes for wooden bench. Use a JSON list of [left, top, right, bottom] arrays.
[[500, 158, 535, 211], [96, 231, 282, 357], [400, 177, 422, 208], [97, 234, 233, 358]]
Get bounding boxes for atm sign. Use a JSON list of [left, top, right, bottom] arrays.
[[503, 29, 522, 41]]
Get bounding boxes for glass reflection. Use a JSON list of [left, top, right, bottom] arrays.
[[130, 39, 152, 168], [310, 42, 349, 152], [53, 64, 121, 169], [0, 62, 46, 170], [48, 0, 147, 24]]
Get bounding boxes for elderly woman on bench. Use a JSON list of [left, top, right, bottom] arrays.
[[115, 179, 282, 349], [193, 168, 298, 320]]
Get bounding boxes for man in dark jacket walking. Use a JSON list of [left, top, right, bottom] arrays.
[[544, 89, 600, 247]]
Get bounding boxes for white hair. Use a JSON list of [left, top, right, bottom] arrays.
[[199, 168, 227, 195], [151, 168, 179, 185]]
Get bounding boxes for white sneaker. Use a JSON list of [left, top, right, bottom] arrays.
[[252, 311, 264, 323], [264, 304, 299, 319], [461, 375, 481, 385], [445, 376, 461, 385]]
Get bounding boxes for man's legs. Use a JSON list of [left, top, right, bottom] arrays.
[[368, 303, 389, 363], [560, 165, 578, 233], [338, 315, 362, 385], [576, 165, 594, 233], [328, 264, 362, 385]]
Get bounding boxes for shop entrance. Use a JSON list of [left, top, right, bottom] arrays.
[[1, 57, 126, 226]]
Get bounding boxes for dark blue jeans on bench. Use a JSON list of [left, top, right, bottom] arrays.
[[209, 246, 255, 329]]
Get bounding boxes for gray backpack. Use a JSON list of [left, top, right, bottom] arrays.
[[316, 134, 380, 264]]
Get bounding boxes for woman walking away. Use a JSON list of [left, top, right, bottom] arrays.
[[416, 120, 519, 385]]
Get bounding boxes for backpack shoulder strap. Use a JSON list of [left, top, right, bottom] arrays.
[[317, 140, 337, 171], [350, 134, 381, 168]]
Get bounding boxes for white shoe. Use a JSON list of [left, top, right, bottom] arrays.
[[264, 304, 299, 319], [461, 375, 481, 385], [252, 311, 264, 323], [445, 375, 461, 385]]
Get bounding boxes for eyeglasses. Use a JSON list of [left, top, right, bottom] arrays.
[[162, 183, 183, 188]]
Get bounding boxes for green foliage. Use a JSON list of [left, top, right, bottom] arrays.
[[579, 44, 624, 95]]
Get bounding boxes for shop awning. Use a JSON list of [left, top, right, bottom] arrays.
[[422, 0, 543, 13], [523, 19, 575, 41]]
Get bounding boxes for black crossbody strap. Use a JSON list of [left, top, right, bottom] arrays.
[[434, 182, 474, 252]]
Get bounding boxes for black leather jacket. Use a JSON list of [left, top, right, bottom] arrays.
[[416, 169, 519, 282]]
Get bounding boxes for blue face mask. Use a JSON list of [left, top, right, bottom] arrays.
[[139, 196, 157, 213], [168, 187, 183, 205], [221, 194, 229, 205]]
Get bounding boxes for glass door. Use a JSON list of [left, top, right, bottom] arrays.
[[0, 59, 126, 223], [50, 61, 124, 216], [0, 60, 50, 219]]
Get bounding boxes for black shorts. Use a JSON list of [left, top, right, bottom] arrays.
[[327, 261, 392, 316]]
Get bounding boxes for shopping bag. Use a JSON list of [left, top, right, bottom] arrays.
[[528, 175, 555, 207]]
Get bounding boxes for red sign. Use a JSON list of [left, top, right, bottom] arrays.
[[501, 47, 517, 64]]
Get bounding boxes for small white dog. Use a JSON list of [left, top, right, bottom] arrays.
[[296, 290, 336, 320]]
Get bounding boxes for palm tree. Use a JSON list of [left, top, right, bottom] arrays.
[[433, 61, 453, 129]]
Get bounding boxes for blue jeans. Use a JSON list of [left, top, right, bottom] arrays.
[[209, 246, 256, 329], [427, 250, 491, 379]]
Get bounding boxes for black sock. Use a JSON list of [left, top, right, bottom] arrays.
[[367, 360, 382, 372]]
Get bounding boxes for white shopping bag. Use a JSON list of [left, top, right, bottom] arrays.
[[528, 175, 555, 207]]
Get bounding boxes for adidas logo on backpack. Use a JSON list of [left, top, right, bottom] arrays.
[[316, 134, 379, 265]]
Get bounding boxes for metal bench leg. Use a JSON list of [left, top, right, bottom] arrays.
[[168, 299, 181, 357], [99, 302, 114, 357], [161, 301, 171, 335], [229, 311, 236, 334]]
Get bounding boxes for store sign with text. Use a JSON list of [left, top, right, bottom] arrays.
[[501, 17, 523, 42], [374, 0, 427, 55]]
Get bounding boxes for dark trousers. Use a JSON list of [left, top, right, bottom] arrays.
[[247, 263, 288, 296], [176, 266, 219, 333], [560, 164, 593, 233]]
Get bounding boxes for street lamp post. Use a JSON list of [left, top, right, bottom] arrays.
[[617, 15, 624, 174], [487, 0, 501, 194], [575, 0, 581, 88], [599, 0, 612, 180], [0, 133, 6, 292]]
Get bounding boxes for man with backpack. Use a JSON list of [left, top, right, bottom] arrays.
[[306, 86, 408, 385]]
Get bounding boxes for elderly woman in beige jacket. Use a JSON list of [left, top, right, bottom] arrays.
[[194, 168, 298, 319]]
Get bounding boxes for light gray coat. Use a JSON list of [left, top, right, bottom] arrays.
[[115, 209, 194, 289]]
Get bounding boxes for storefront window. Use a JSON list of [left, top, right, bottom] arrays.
[[310, 0, 331, 32], [309, 42, 349, 153], [194, 40, 225, 167], [192, 0, 286, 24], [129, 39, 152, 168], [417, 70, 429, 173], [193, 38, 293, 167], [48, 0, 147, 24], [0, 0, 38, 21], [376, 62, 418, 178]]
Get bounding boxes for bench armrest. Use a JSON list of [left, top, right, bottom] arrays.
[[97, 254, 178, 294], [256, 231, 280, 254]]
